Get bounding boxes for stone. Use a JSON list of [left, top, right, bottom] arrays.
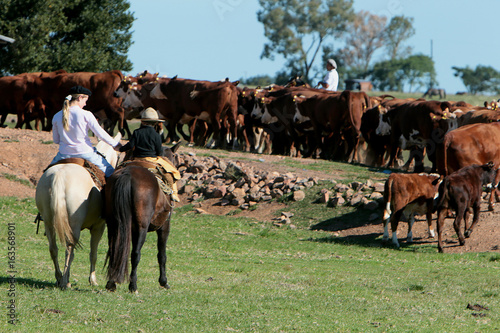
[[349, 193, 364, 206], [374, 182, 385, 193], [293, 190, 306, 201]]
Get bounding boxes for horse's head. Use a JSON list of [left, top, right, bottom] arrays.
[[96, 133, 121, 168], [161, 142, 181, 167]]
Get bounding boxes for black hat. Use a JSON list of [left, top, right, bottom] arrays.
[[69, 85, 92, 96]]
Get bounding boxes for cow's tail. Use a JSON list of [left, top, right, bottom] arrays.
[[106, 171, 133, 284], [436, 133, 450, 176], [436, 177, 450, 209], [382, 177, 393, 221], [51, 172, 76, 246]]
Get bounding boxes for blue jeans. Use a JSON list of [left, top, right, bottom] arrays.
[[51, 148, 115, 177]]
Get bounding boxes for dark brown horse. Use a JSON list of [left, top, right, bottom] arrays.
[[103, 143, 180, 292]]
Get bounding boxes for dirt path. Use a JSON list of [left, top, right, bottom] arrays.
[[2, 126, 500, 254]]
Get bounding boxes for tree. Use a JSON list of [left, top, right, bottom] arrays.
[[452, 65, 500, 95], [0, 0, 134, 75], [257, 0, 354, 83], [384, 16, 415, 60], [370, 54, 435, 92], [240, 74, 275, 87], [401, 54, 436, 92], [337, 10, 386, 73]]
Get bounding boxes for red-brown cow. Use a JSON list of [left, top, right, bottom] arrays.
[[435, 162, 498, 253], [382, 172, 441, 247], [37, 70, 125, 134], [436, 121, 500, 210], [151, 77, 240, 149]]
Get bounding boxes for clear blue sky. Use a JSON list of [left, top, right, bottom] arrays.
[[128, 0, 499, 94]]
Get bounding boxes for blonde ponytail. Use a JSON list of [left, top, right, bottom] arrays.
[[62, 94, 82, 131], [62, 99, 71, 131]]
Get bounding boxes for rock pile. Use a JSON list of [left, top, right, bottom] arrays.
[[176, 153, 319, 210], [176, 153, 386, 218]]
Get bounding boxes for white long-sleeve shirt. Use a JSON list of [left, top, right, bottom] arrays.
[[323, 69, 339, 91], [52, 105, 119, 155]]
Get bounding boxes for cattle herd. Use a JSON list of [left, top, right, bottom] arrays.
[[2, 69, 500, 252]]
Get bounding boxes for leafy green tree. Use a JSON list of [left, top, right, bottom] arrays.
[[452, 65, 500, 95], [384, 16, 415, 60], [401, 54, 436, 92], [370, 54, 435, 92], [257, 0, 355, 83], [0, 0, 134, 75]]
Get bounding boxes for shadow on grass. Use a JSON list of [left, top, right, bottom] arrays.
[[0, 276, 56, 289], [307, 208, 384, 247], [306, 207, 439, 251]]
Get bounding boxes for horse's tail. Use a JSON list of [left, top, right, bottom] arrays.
[[51, 172, 76, 246], [106, 170, 133, 284]]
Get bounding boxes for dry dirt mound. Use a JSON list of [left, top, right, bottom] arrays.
[[2, 126, 500, 254]]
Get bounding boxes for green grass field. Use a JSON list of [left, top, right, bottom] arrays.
[[2, 91, 500, 331], [2, 183, 500, 332]]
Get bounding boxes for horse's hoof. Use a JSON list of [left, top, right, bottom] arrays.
[[128, 283, 138, 293], [105, 281, 116, 292]]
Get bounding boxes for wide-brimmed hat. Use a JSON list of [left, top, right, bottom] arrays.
[[69, 85, 92, 96], [327, 59, 337, 68], [141, 107, 164, 122]]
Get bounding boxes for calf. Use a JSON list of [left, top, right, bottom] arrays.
[[435, 162, 498, 253], [383, 173, 442, 247]]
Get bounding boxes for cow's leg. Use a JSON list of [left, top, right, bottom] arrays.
[[426, 202, 435, 238], [207, 114, 222, 149], [390, 210, 403, 247], [436, 209, 446, 253], [465, 201, 481, 238], [453, 206, 466, 246], [406, 214, 415, 243], [382, 202, 392, 242]]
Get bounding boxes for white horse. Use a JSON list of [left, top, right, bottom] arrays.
[[35, 133, 121, 289]]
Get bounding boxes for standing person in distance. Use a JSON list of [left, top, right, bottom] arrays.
[[50, 85, 122, 177], [318, 59, 339, 91]]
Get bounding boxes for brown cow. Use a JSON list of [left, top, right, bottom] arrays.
[[252, 86, 329, 157], [376, 100, 455, 173], [435, 162, 498, 253], [151, 77, 240, 149], [382, 172, 441, 247], [35, 70, 125, 135], [436, 121, 500, 210], [360, 97, 419, 167], [293, 90, 368, 161]]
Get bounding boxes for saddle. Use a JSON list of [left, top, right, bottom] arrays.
[[119, 159, 174, 195], [44, 158, 106, 190]]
